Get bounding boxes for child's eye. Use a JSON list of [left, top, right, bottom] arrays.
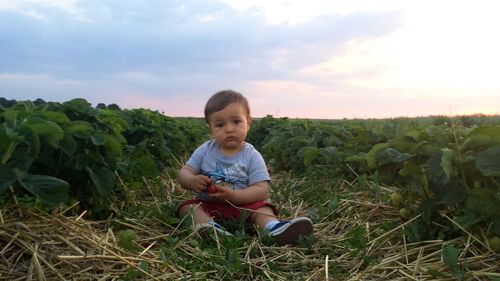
[[215, 123, 224, 128], [233, 119, 241, 125]]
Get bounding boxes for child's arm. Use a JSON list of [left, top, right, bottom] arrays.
[[178, 165, 211, 193], [208, 180, 270, 205]]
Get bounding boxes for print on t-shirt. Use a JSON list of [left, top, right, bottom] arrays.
[[204, 161, 246, 189]]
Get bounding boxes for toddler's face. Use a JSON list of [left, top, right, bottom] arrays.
[[207, 102, 251, 155]]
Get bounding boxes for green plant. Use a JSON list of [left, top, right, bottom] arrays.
[[0, 98, 208, 217], [249, 116, 500, 241], [117, 229, 140, 252]]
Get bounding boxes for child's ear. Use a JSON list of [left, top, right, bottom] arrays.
[[247, 116, 252, 126], [206, 119, 213, 128], [205, 122, 213, 135]]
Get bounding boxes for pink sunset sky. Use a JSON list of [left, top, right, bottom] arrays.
[[1, 0, 499, 119]]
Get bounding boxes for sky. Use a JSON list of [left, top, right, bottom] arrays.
[[1, 0, 499, 119]]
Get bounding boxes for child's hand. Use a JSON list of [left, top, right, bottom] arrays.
[[188, 174, 211, 193], [207, 185, 217, 194], [207, 184, 235, 202]]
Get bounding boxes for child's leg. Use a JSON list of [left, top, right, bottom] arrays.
[[250, 206, 278, 228], [178, 203, 212, 225], [178, 203, 233, 236]]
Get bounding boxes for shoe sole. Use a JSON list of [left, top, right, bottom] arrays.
[[272, 218, 313, 245]]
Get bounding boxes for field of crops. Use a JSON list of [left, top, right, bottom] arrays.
[[1, 98, 499, 280]]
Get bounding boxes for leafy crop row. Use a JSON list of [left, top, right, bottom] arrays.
[[248, 115, 500, 241], [0, 98, 207, 217], [2, 97, 498, 243]]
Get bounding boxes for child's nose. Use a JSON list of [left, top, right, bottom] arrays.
[[225, 123, 235, 132]]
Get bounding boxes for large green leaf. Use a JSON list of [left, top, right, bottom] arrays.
[[18, 174, 69, 203], [399, 161, 423, 179], [464, 188, 500, 221], [87, 166, 115, 197], [388, 135, 419, 153], [344, 153, 366, 163], [97, 114, 129, 133], [28, 118, 64, 148], [2, 110, 21, 130], [104, 135, 124, 157], [20, 125, 40, 158], [134, 156, 159, 177], [290, 126, 307, 137], [302, 146, 319, 167], [462, 125, 500, 151], [429, 180, 467, 205], [65, 120, 93, 136], [1, 142, 17, 165], [375, 147, 412, 167], [41, 111, 70, 124], [475, 145, 500, 176], [286, 135, 310, 147], [91, 130, 107, 145], [59, 134, 78, 156], [427, 148, 454, 185], [0, 166, 17, 193], [63, 98, 92, 114], [367, 143, 389, 169], [442, 245, 460, 275], [319, 146, 337, 159], [404, 130, 421, 141], [425, 126, 450, 147], [418, 199, 439, 221], [463, 134, 494, 151], [454, 214, 483, 229], [440, 148, 454, 178], [376, 164, 402, 183]]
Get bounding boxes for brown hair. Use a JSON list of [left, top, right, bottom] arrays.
[[204, 90, 250, 123]]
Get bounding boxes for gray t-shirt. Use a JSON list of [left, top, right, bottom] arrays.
[[186, 140, 270, 201]]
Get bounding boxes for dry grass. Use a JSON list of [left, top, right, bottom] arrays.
[[0, 173, 499, 280]]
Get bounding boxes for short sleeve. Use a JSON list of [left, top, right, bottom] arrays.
[[186, 141, 209, 174], [248, 149, 270, 186]]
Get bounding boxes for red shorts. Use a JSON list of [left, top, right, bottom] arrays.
[[177, 199, 278, 221]]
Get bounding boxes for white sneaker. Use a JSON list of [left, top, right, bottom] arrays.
[[268, 217, 313, 245], [194, 222, 233, 237]]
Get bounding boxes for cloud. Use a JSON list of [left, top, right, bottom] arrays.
[[219, 0, 405, 25], [0, 0, 402, 81], [0, 0, 422, 117]]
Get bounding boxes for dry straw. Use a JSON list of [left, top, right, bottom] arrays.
[[0, 173, 498, 280]]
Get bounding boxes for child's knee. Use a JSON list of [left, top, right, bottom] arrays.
[[178, 203, 200, 217], [256, 205, 273, 213]]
